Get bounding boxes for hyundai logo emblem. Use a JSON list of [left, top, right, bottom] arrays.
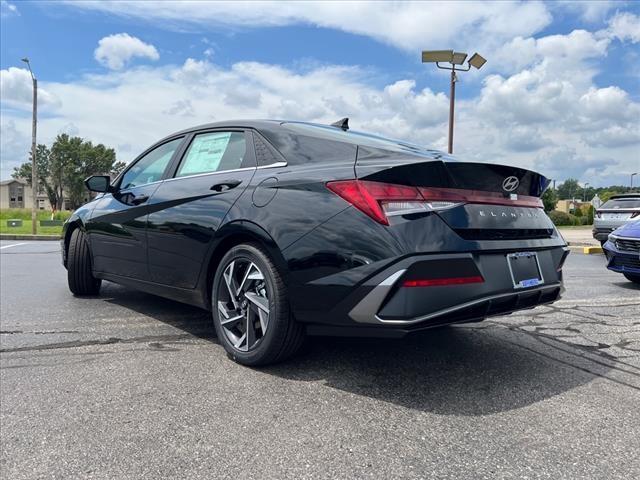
[[502, 176, 520, 192]]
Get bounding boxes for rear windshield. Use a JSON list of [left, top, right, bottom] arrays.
[[600, 198, 640, 209], [281, 122, 445, 158]]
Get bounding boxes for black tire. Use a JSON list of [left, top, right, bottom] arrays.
[[623, 273, 640, 284], [212, 243, 305, 366], [67, 228, 101, 296]]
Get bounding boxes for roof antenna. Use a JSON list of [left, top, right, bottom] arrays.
[[330, 117, 349, 131]]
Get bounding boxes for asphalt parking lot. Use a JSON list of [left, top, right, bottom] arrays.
[[1, 240, 639, 479]]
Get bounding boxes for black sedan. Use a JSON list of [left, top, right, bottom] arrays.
[[62, 119, 569, 365]]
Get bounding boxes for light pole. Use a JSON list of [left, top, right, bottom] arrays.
[[21, 57, 37, 235], [632, 173, 638, 189], [582, 182, 589, 202], [422, 50, 486, 154]]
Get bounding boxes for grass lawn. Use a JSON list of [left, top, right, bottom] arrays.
[[0, 220, 62, 236]]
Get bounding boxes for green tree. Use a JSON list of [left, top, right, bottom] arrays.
[[557, 178, 580, 200], [12, 143, 66, 210], [12, 134, 122, 210], [541, 188, 558, 212]]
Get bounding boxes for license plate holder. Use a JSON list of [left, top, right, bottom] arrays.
[[507, 252, 544, 289]]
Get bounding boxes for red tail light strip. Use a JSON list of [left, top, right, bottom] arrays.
[[326, 180, 543, 225], [403, 275, 485, 287], [418, 187, 543, 208]]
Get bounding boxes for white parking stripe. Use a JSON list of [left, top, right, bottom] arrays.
[[0, 243, 27, 250]]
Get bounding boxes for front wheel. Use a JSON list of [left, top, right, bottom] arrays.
[[623, 273, 640, 284], [212, 243, 305, 366], [67, 228, 101, 296]]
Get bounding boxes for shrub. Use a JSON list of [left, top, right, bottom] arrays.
[[548, 210, 584, 226]]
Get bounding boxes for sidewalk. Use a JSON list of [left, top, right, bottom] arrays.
[[557, 226, 597, 246]]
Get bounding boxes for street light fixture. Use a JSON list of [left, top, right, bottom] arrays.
[[422, 50, 486, 154], [21, 57, 38, 235], [632, 172, 638, 189]]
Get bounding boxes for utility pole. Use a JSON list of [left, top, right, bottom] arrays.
[[22, 57, 37, 235], [632, 173, 638, 189]]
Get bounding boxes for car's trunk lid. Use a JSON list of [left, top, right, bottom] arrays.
[[355, 146, 555, 238]]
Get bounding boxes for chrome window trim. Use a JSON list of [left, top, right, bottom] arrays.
[[257, 161, 287, 170], [164, 161, 288, 183], [164, 167, 256, 183]]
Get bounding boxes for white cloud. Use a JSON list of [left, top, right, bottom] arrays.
[[0, 67, 61, 108], [0, 120, 29, 179], [554, 1, 617, 23], [65, 1, 552, 54], [606, 11, 640, 43], [94, 33, 160, 70], [0, 0, 19, 18]]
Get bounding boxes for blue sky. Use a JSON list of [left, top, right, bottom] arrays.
[[1, 1, 639, 186]]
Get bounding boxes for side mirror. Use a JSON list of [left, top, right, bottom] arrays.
[[85, 175, 111, 193]]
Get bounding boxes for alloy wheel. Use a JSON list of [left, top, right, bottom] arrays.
[[216, 258, 270, 352]]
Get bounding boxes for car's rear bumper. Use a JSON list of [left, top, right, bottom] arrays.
[[603, 241, 640, 275], [349, 247, 567, 324], [301, 246, 569, 336], [593, 227, 616, 242]]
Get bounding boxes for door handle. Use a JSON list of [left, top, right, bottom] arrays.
[[210, 179, 242, 192], [131, 194, 149, 205]]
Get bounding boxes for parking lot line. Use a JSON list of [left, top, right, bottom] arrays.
[[0, 243, 27, 250]]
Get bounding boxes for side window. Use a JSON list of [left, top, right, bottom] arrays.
[[176, 131, 247, 177], [120, 138, 183, 189]]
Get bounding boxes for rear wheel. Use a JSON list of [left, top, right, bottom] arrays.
[[212, 243, 305, 366], [623, 273, 640, 284], [67, 228, 101, 296]]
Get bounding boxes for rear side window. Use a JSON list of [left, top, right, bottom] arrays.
[[601, 198, 640, 209], [177, 131, 247, 177]]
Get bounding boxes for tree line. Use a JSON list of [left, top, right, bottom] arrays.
[[12, 134, 126, 210], [542, 177, 637, 213]]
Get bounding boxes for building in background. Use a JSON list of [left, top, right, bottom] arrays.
[[555, 199, 592, 214], [0, 178, 55, 210]]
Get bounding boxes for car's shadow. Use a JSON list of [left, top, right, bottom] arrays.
[[101, 282, 604, 417], [101, 283, 217, 342], [612, 281, 640, 291]]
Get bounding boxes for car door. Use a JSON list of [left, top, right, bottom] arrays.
[[88, 136, 185, 280], [146, 130, 256, 288]]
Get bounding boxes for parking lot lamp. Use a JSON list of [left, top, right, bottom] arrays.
[[422, 50, 486, 154], [21, 57, 38, 234], [582, 182, 589, 202], [632, 173, 638, 189]]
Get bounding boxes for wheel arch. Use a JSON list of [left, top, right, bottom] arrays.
[[199, 220, 289, 309], [62, 219, 86, 268]]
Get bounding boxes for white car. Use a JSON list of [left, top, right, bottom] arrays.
[[593, 194, 640, 245]]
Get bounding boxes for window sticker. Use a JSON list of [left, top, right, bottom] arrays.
[[180, 133, 232, 175]]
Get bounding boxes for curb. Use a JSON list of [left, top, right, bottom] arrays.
[[566, 245, 603, 254], [0, 234, 60, 241]]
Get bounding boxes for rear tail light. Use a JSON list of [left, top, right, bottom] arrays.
[[403, 275, 484, 287], [326, 180, 542, 225]]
